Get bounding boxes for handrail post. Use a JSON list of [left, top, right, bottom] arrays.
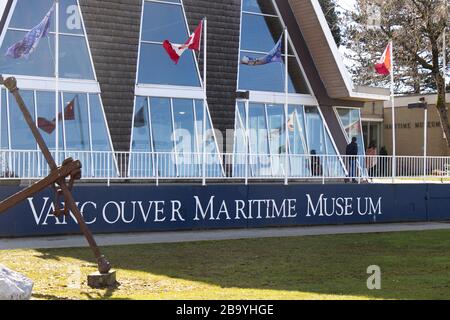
[[245, 152, 248, 185], [156, 152, 159, 187], [107, 151, 110, 187], [392, 156, 396, 184], [245, 99, 249, 186], [202, 152, 207, 186], [358, 155, 361, 184], [322, 155, 325, 185]]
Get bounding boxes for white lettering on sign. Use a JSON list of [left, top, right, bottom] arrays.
[[171, 200, 184, 222], [305, 194, 382, 217], [25, 193, 383, 227]]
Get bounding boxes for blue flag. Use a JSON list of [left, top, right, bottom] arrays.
[[5, 3, 55, 59], [241, 37, 283, 66]]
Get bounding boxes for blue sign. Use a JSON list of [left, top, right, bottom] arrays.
[[0, 183, 448, 237]]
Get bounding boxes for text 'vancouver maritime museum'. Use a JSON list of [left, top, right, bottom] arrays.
[[0, 0, 390, 182], [3, 0, 450, 238]]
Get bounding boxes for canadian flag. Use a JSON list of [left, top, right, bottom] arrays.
[[375, 42, 392, 75], [163, 20, 203, 64]]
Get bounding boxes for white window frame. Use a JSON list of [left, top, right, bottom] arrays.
[[236, 0, 345, 168]]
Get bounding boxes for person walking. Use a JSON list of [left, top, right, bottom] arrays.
[[345, 137, 358, 183]]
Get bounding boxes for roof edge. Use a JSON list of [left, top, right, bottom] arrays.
[[309, 0, 354, 95], [349, 85, 391, 101]]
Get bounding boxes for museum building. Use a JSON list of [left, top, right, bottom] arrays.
[[0, 0, 389, 181]]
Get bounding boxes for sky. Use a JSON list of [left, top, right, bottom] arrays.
[[336, 0, 358, 70], [337, 0, 357, 12]]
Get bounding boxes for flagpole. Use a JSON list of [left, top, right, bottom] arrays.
[[202, 17, 207, 186], [55, 0, 60, 164], [390, 40, 396, 183], [424, 105, 428, 179], [284, 28, 289, 185], [444, 0, 447, 88]]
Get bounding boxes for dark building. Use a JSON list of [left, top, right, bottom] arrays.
[[0, 0, 388, 180]]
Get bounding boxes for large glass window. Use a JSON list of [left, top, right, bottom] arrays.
[[130, 96, 222, 178], [0, 0, 94, 79], [132, 0, 223, 179], [0, 1, 116, 179], [141, 1, 186, 43], [9, 90, 35, 150], [288, 105, 309, 177], [0, 88, 115, 177], [137, 0, 200, 87], [234, 103, 342, 178], [238, 0, 309, 94], [233, 1, 345, 179], [63, 93, 90, 151]]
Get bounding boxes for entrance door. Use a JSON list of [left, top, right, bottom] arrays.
[[362, 121, 383, 152]]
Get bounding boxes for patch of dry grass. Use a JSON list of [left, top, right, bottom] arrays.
[[1, 229, 449, 300]]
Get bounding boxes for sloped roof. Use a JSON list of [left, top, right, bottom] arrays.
[[289, 0, 389, 102]]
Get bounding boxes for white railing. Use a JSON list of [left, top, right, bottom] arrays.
[[1, 150, 450, 184]]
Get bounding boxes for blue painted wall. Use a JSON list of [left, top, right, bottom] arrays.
[[0, 183, 448, 237]]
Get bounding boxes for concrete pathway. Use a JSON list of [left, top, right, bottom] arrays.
[[0, 222, 449, 250]]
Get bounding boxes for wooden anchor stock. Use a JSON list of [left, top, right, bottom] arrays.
[[0, 75, 111, 274]]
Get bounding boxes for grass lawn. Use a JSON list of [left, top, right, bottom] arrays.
[[0, 229, 449, 300]]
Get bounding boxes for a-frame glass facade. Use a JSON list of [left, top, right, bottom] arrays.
[[0, 0, 94, 79], [131, 0, 222, 178], [234, 0, 344, 179], [0, 0, 116, 178]]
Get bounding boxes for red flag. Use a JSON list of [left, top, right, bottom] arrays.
[[37, 117, 56, 134], [375, 43, 392, 75], [163, 20, 203, 64], [60, 97, 75, 121], [38, 97, 76, 134]]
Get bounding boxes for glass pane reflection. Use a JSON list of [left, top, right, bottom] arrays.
[[233, 103, 342, 178], [129, 96, 223, 178]]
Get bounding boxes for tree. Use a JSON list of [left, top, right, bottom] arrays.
[[319, 0, 342, 46], [344, 0, 450, 146]]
